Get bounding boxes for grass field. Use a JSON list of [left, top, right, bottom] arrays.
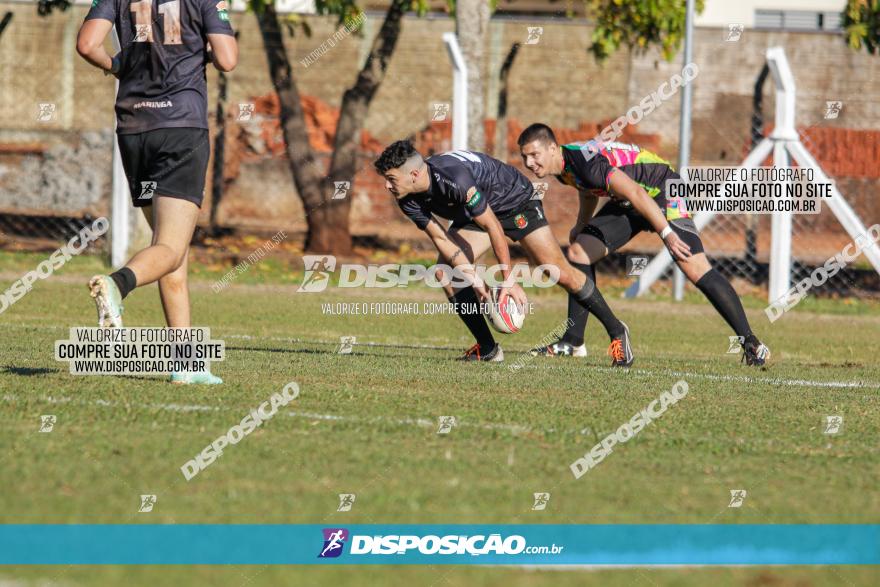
[[1, 251, 878, 586]]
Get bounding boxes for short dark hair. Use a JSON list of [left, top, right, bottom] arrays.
[[517, 123, 557, 147], [374, 139, 419, 174]]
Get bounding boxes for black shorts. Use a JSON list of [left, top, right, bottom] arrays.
[[117, 128, 210, 208], [454, 199, 549, 242], [581, 202, 704, 254]]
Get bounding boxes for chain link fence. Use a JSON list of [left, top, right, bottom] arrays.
[[0, 1, 113, 255], [608, 26, 880, 301]]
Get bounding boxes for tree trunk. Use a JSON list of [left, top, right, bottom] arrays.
[[209, 64, 229, 235], [325, 0, 408, 254], [456, 0, 490, 151], [255, 3, 346, 254]]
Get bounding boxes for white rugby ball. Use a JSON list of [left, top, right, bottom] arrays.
[[486, 287, 526, 334]]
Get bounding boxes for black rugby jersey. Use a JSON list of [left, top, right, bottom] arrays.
[[85, 0, 234, 134], [398, 150, 536, 230]]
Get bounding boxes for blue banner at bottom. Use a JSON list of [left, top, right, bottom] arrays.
[[1, 525, 877, 565]]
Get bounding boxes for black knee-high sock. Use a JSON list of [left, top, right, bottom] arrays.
[[561, 262, 592, 347], [449, 287, 496, 351], [695, 269, 753, 339], [572, 273, 625, 340], [110, 267, 137, 299]]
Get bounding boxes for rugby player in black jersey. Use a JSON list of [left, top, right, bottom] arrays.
[[374, 140, 634, 365], [518, 123, 770, 366], [76, 0, 237, 383]]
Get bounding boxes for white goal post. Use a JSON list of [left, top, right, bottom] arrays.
[[442, 32, 469, 152], [109, 27, 130, 269], [625, 46, 880, 303]]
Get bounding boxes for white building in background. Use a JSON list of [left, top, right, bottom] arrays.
[[229, 0, 316, 12], [695, 0, 845, 30]]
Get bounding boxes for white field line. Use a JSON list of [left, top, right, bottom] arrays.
[[4, 323, 878, 390], [594, 366, 877, 390], [226, 335, 879, 389], [0, 394, 531, 435], [226, 333, 463, 351]]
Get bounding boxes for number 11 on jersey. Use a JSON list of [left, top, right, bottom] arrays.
[[130, 0, 182, 45]]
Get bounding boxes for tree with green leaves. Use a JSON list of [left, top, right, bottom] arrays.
[[586, 0, 704, 61], [843, 0, 880, 54]]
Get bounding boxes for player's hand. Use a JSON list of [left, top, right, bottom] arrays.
[[496, 285, 512, 308], [569, 223, 585, 244], [104, 53, 121, 79], [474, 282, 491, 303], [663, 231, 692, 261], [506, 283, 528, 313]]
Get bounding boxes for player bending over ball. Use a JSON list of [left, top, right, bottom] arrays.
[[374, 140, 634, 366], [76, 0, 238, 384], [517, 123, 770, 366]]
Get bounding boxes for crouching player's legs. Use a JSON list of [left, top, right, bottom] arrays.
[[433, 227, 503, 362], [534, 232, 610, 357], [669, 219, 770, 366], [520, 225, 633, 367]]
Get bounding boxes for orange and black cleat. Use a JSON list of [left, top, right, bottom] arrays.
[[607, 322, 634, 368], [459, 343, 504, 362]]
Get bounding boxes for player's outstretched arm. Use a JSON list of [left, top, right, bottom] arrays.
[[607, 170, 691, 261], [76, 18, 117, 75], [423, 219, 489, 300]]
